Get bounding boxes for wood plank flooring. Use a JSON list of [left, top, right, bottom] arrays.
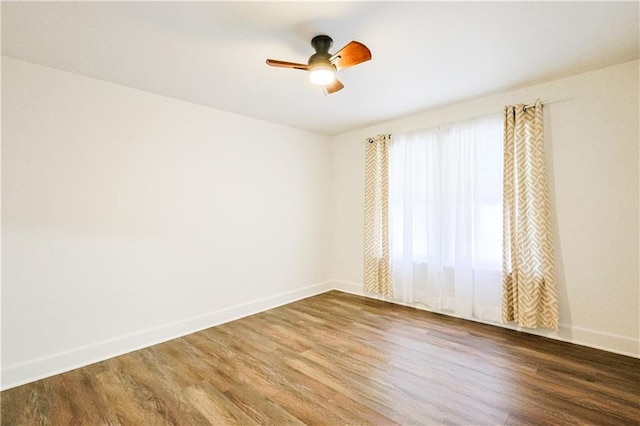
[[2, 291, 639, 425]]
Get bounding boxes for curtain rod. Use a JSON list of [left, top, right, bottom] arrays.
[[365, 97, 571, 142], [523, 97, 570, 110]]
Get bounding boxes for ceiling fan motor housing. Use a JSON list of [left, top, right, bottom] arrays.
[[309, 35, 333, 66]]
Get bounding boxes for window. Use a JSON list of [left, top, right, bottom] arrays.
[[389, 114, 503, 322]]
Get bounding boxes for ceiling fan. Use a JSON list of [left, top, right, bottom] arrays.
[[266, 35, 371, 94]]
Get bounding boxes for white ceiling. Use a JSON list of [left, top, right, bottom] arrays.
[[2, 2, 638, 136]]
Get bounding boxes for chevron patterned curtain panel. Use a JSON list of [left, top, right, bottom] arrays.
[[502, 100, 559, 330], [363, 134, 393, 297]]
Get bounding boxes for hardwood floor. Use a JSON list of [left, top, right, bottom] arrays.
[[2, 291, 639, 425]]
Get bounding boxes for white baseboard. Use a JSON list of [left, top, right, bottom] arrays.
[[1, 281, 333, 391], [330, 279, 640, 358], [4, 278, 637, 390]]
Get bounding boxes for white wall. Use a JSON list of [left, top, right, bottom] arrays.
[[3, 56, 638, 391], [1, 57, 332, 389], [329, 60, 640, 357]]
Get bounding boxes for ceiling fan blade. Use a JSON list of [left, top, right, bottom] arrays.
[[265, 59, 309, 71], [325, 79, 344, 95], [330, 41, 371, 71]]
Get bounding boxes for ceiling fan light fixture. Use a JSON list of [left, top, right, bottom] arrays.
[[309, 62, 335, 85], [266, 35, 371, 94]]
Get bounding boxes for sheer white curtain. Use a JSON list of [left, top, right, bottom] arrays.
[[389, 114, 503, 322]]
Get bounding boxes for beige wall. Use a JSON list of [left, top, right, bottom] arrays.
[[329, 60, 640, 356]]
